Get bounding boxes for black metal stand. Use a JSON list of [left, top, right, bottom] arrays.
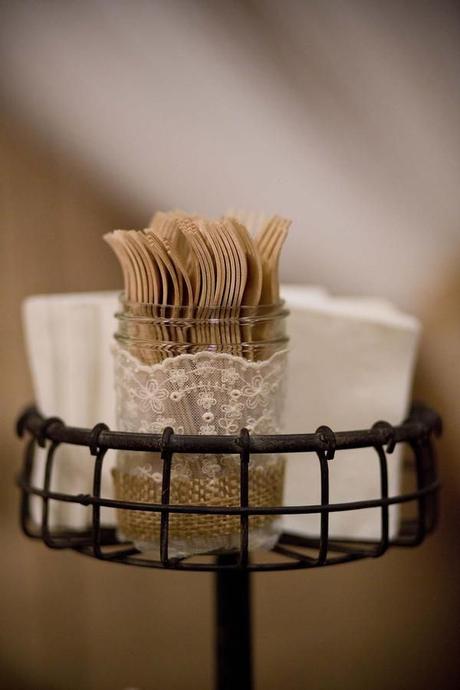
[[15, 403, 441, 690], [216, 554, 252, 690]]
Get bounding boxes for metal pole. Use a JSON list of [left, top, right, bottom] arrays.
[[215, 554, 252, 690]]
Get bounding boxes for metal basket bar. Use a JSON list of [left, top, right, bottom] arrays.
[[373, 444, 390, 557], [160, 428, 174, 565], [16, 473, 440, 516], [239, 429, 250, 567], [17, 405, 441, 455]]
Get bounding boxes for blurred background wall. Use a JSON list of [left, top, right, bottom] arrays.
[[1, 2, 459, 689]]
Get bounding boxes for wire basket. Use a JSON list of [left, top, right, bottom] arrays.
[[16, 403, 441, 573]]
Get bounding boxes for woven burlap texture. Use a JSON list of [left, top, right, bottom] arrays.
[[112, 457, 285, 541]]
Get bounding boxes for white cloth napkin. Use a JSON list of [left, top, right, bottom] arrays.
[[23, 287, 419, 536], [23, 291, 119, 528], [281, 285, 420, 539]]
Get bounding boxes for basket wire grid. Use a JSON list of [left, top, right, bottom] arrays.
[[16, 402, 441, 690], [16, 403, 440, 570]]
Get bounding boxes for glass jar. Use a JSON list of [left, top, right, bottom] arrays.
[[112, 298, 289, 558]]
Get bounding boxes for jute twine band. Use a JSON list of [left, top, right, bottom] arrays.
[[112, 458, 285, 542]]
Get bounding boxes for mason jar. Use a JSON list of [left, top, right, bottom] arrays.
[[111, 298, 289, 558]]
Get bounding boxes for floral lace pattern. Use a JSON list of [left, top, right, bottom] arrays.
[[114, 346, 288, 437], [114, 345, 288, 482]]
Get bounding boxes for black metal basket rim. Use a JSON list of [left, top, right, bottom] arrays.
[[17, 403, 442, 456]]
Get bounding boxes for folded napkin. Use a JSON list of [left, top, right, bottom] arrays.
[[23, 291, 119, 528], [23, 287, 419, 537], [281, 285, 420, 539]]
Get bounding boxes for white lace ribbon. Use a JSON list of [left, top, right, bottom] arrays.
[[114, 346, 288, 437]]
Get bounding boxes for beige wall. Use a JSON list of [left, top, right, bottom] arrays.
[[1, 112, 460, 690], [2, 1, 460, 310]]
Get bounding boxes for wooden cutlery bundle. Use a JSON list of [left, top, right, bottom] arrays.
[[105, 210, 290, 307]]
